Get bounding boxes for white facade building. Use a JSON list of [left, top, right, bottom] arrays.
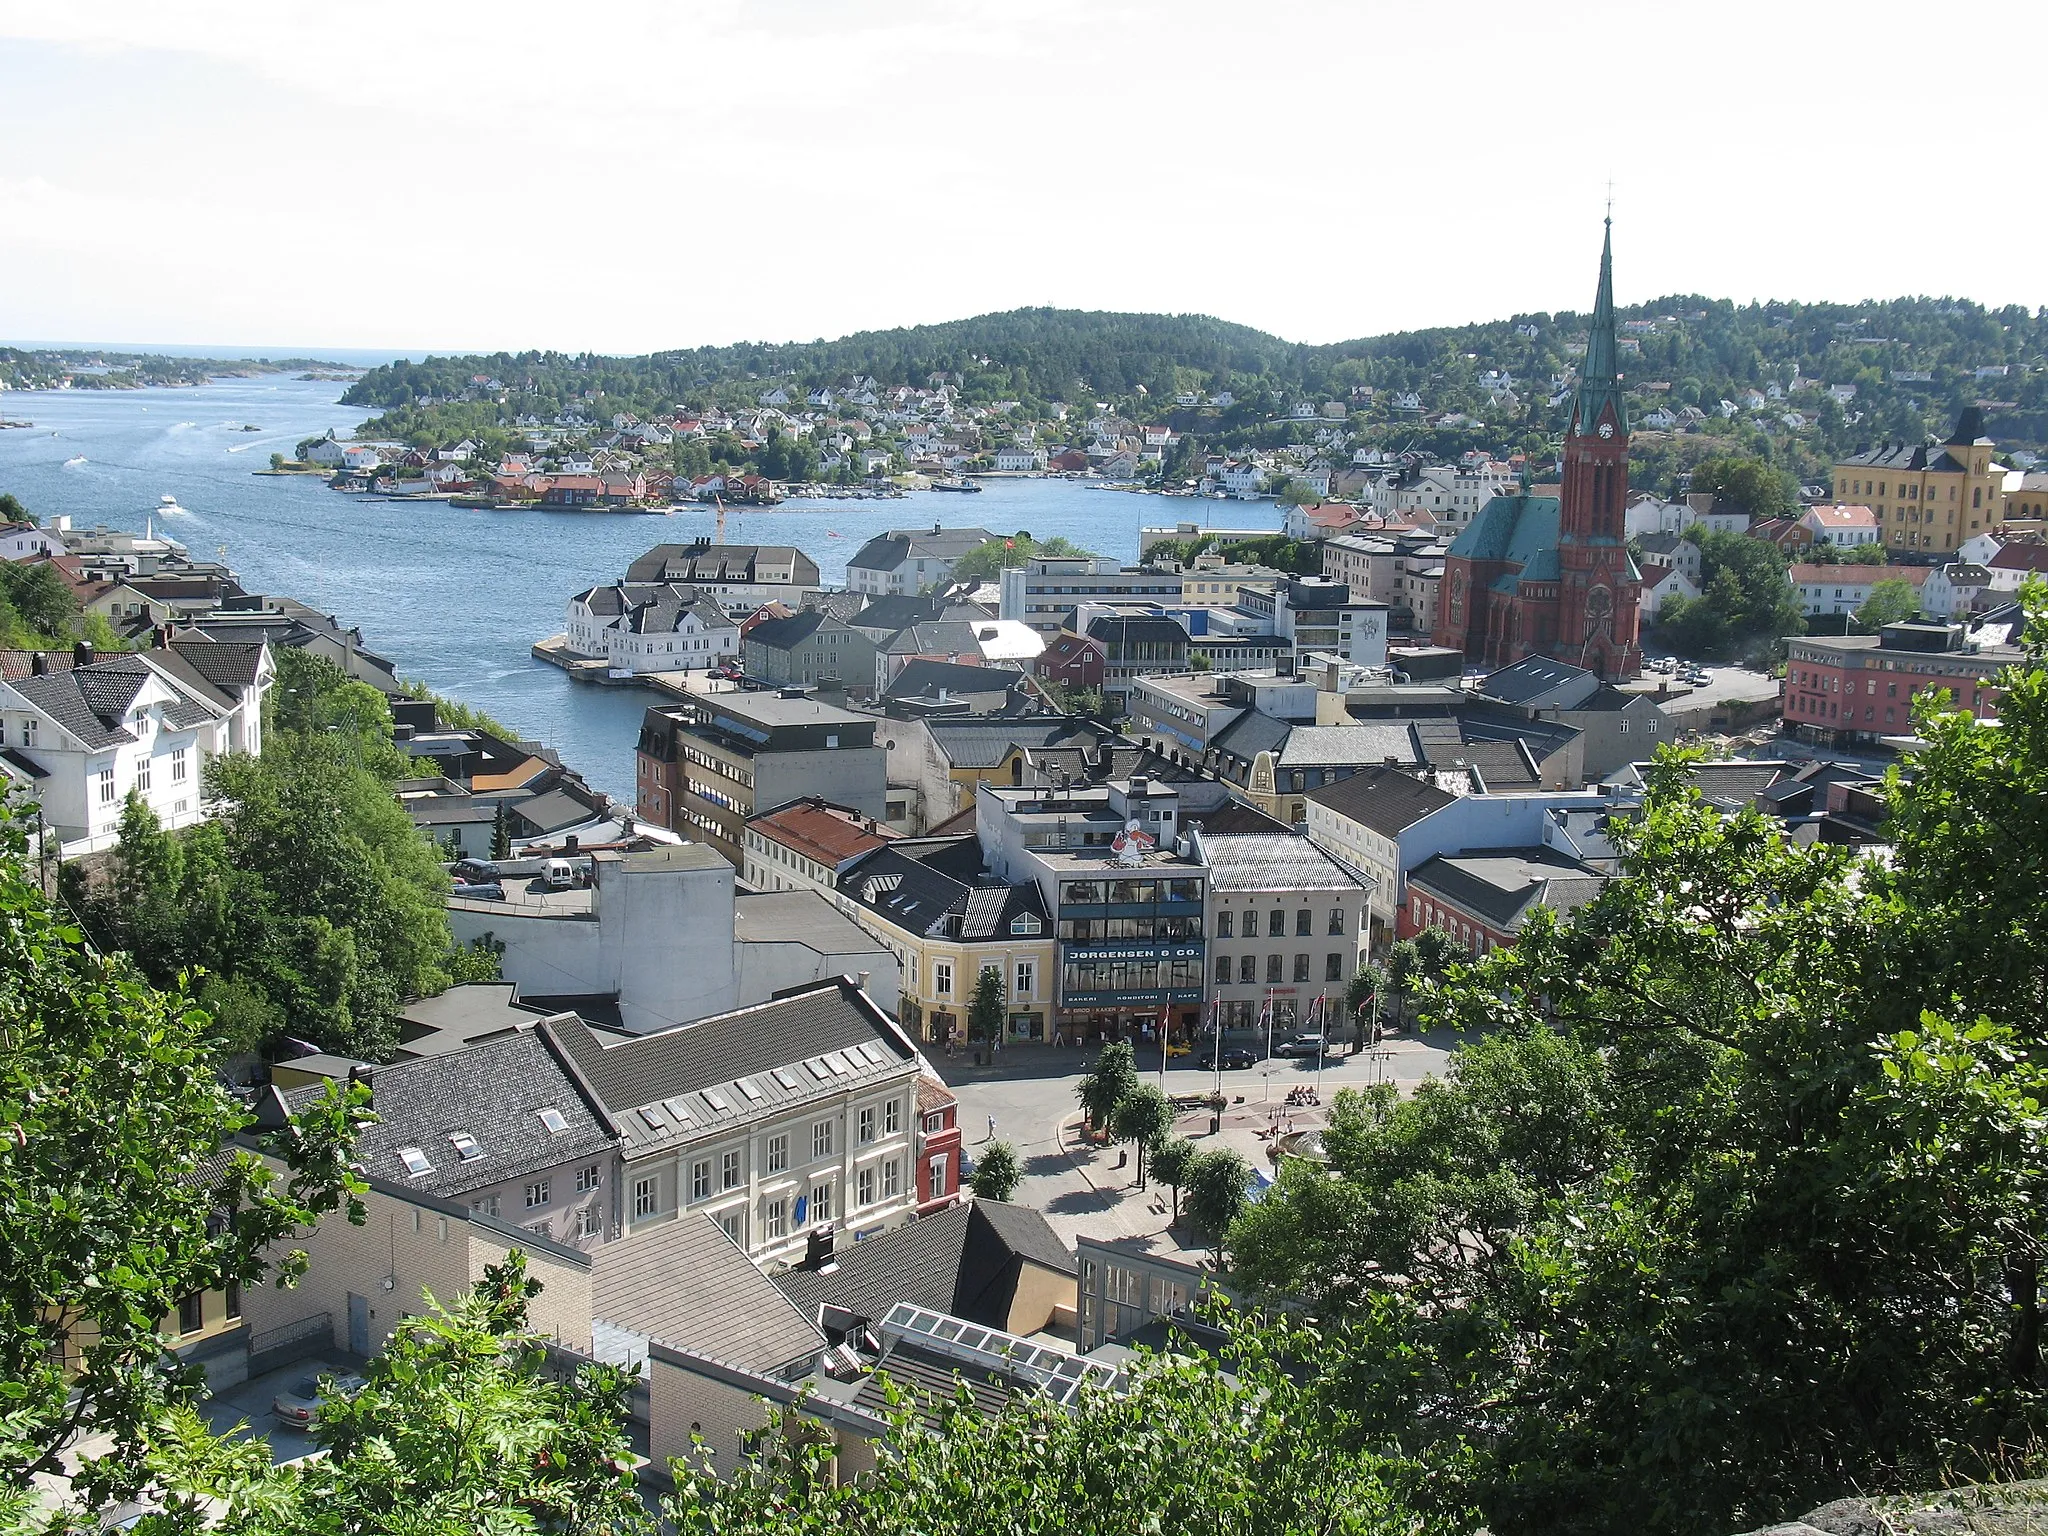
[[562, 582, 738, 676], [0, 639, 272, 856]]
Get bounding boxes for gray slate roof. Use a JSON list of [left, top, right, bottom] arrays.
[[593, 1212, 824, 1373], [290, 1028, 616, 1197], [546, 980, 915, 1149], [1407, 846, 1608, 932], [775, 1199, 1073, 1330], [1304, 764, 1458, 836], [1199, 832, 1366, 893]]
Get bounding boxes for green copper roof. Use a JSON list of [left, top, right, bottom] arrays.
[[1448, 491, 1561, 565], [1568, 220, 1629, 440]]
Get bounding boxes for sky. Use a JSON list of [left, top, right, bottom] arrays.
[[1, 0, 2042, 359]]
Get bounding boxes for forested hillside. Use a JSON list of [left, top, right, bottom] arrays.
[[341, 296, 2048, 472]]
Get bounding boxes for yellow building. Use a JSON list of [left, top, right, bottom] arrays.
[[835, 838, 1058, 1046], [1832, 407, 2009, 557]]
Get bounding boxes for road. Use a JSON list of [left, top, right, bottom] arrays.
[[929, 1029, 1456, 1256]]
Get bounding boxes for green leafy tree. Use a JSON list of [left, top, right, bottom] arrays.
[[146, 1254, 649, 1536], [1150, 1135, 1196, 1223], [1689, 453, 1800, 521], [966, 964, 1005, 1045], [1111, 1081, 1176, 1189], [1659, 528, 1802, 659], [663, 1313, 1444, 1536], [1276, 479, 1320, 506], [0, 490, 36, 524], [1381, 938, 1420, 1027], [0, 801, 367, 1517], [1854, 576, 1919, 631], [1182, 1147, 1254, 1244], [267, 452, 286, 471], [968, 1140, 1022, 1202], [949, 533, 1094, 584], [1076, 1038, 1138, 1132], [1227, 625, 2048, 1536]]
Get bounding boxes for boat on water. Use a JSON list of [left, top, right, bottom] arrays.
[[63, 454, 87, 467], [931, 479, 983, 493]]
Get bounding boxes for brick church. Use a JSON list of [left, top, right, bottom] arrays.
[[1433, 222, 1643, 680]]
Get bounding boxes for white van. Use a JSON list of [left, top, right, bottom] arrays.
[[542, 858, 575, 891]]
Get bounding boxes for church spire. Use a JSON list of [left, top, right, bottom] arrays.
[[1569, 218, 1628, 440]]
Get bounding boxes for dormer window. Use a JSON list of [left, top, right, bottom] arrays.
[[1009, 913, 1041, 936], [397, 1147, 432, 1178], [536, 1107, 569, 1134], [449, 1131, 482, 1161]]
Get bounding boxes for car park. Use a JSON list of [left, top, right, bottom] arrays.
[[271, 1370, 367, 1430], [451, 881, 506, 901], [450, 858, 499, 883]]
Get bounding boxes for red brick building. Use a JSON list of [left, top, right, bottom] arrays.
[[1434, 221, 1643, 680], [1784, 621, 2017, 741]]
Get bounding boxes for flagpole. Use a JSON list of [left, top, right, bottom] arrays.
[[1211, 997, 1222, 1100], [1315, 991, 1327, 1092], [1159, 1004, 1169, 1085], [1262, 989, 1274, 1111]]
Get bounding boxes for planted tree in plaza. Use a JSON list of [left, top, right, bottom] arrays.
[[1111, 1081, 1175, 1189], [1182, 1147, 1255, 1245], [1151, 1135, 1196, 1224], [967, 964, 1006, 1045], [969, 1140, 1022, 1202], [1076, 1038, 1138, 1134]]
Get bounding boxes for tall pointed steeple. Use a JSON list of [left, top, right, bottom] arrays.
[[1569, 218, 1628, 440]]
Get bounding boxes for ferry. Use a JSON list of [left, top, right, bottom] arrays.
[[931, 478, 983, 493]]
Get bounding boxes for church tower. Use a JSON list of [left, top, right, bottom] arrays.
[[1553, 219, 1643, 679]]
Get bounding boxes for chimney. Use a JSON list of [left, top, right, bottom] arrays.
[[72, 641, 94, 668], [565, 835, 579, 855], [856, 970, 872, 992], [1326, 659, 1340, 691], [30, 652, 47, 677]]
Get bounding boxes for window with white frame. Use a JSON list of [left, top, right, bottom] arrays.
[[471, 1194, 499, 1217], [766, 1133, 788, 1173], [1015, 960, 1034, 997], [691, 1159, 710, 1201], [884, 1097, 901, 1135], [813, 1119, 834, 1159], [136, 755, 151, 794], [632, 1176, 658, 1219], [934, 960, 952, 996], [578, 1205, 602, 1238], [929, 1154, 947, 1194], [858, 1106, 875, 1144], [858, 1165, 875, 1206], [717, 1209, 743, 1244], [575, 1164, 599, 1192], [170, 746, 188, 783], [96, 768, 115, 805], [811, 1181, 833, 1224], [882, 1158, 901, 1199], [525, 1180, 550, 1209], [764, 1198, 787, 1240], [721, 1149, 742, 1189]]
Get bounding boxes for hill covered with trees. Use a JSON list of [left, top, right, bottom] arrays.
[[340, 295, 2048, 480]]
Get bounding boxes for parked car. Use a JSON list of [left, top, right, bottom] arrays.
[[542, 858, 576, 892], [451, 858, 500, 883], [1218, 1045, 1260, 1069], [1274, 1033, 1331, 1059], [451, 881, 506, 901], [271, 1370, 367, 1430]]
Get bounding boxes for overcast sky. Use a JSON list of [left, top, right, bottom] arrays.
[[1, 0, 2041, 357]]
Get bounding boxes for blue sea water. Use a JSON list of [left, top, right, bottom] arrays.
[[0, 376, 1278, 798]]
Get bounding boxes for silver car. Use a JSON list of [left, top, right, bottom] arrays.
[[271, 1369, 366, 1430]]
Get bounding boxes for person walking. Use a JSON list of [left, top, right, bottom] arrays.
[[986, 1114, 998, 1142]]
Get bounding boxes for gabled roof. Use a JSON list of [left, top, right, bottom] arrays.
[[749, 797, 896, 866], [922, 716, 1114, 770], [884, 657, 1022, 703], [594, 1212, 825, 1374], [745, 609, 834, 651], [882, 620, 985, 657], [1199, 832, 1365, 893], [164, 636, 268, 690], [1479, 654, 1597, 708], [1305, 763, 1458, 836], [1446, 490, 1562, 567], [774, 1200, 1072, 1331], [1408, 846, 1607, 932], [546, 979, 916, 1149], [839, 840, 1050, 941], [849, 594, 943, 633], [287, 1027, 616, 1197]]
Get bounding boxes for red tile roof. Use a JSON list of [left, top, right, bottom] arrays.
[[748, 797, 897, 866]]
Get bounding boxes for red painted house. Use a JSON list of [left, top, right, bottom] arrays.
[[1034, 629, 1107, 690], [915, 1075, 962, 1212]]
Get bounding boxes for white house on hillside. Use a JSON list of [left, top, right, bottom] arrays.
[[0, 638, 272, 856]]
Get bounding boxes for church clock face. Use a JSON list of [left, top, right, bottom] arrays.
[[1597, 422, 1614, 439]]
